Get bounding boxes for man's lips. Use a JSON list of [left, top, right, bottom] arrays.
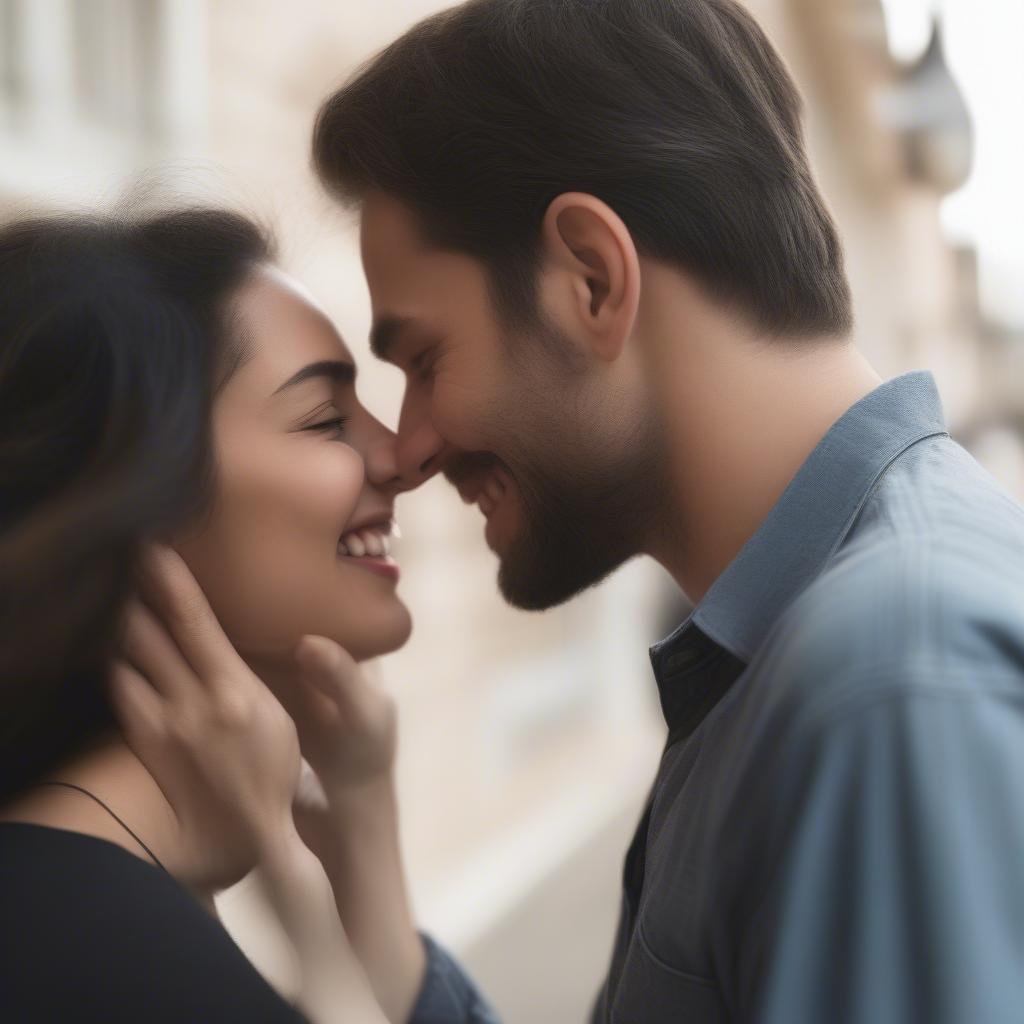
[[445, 452, 504, 495], [454, 468, 517, 557], [444, 456, 517, 553], [477, 474, 506, 516], [454, 467, 510, 514]]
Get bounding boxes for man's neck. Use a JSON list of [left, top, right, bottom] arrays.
[[640, 268, 881, 603]]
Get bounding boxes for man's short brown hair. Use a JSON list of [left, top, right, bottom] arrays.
[[314, 0, 852, 339]]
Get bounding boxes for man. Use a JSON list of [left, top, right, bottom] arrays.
[[306, 0, 1024, 1021]]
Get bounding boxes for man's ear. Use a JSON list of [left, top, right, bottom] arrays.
[[539, 192, 641, 363]]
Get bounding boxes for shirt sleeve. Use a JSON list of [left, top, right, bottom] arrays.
[[407, 933, 502, 1024], [733, 685, 1024, 1024]]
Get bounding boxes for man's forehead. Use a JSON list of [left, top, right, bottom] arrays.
[[360, 192, 425, 260], [360, 193, 493, 358]]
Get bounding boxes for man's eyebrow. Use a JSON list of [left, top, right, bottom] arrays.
[[369, 316, 413, 362], [272, 359, 355, 395]]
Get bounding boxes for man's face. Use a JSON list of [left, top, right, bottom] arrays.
[[360, 193, 663, 610]]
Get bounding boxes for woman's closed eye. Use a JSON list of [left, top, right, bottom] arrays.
[[297, 401, 350, 441], [302, 416, 349, 440]]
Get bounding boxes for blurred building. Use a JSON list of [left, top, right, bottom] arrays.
[[1, 1, 1021, 1021]]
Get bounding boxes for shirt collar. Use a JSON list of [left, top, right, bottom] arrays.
[[652, 370, 949, 670]]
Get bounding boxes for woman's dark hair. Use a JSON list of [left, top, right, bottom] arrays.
[[0, 207, 273, 805], [313, 0, 852, 339]]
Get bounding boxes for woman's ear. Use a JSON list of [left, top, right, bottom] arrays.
[[539, 192, 641, 363]]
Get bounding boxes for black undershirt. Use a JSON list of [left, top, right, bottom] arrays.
[[0, 822, 309, 1023]]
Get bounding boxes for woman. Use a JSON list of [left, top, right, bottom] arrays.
[[0, 209, 490, 1022]]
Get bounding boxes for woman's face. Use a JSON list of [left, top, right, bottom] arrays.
[[175, 265, 411, 664]]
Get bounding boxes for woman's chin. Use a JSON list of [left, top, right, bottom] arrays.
[[230, 598, 413, 667], [304, 600, 414, 663], [342, 603, 414, 662]]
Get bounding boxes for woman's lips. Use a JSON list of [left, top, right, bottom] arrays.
[[342, 554, 400, 581], [337, 521, 400, 580], [338, 523, 393, 558]]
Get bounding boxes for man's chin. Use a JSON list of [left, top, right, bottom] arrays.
[[495, 541, 625, 612]]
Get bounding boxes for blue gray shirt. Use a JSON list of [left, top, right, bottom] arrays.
[[593, 370, 1024, 1023], [408, 934, 499, 1024], [413, 371, 1024, 1024]]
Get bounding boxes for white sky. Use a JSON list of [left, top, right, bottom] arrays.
[[879, 0, 1024, 328]]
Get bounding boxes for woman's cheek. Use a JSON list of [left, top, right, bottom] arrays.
[[243, 447, 366, 638], [316, 443, 366, 524], [177, 444, 366, 656]]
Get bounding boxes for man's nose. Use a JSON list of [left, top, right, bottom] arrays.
[[394, 411, 447, 492], [363, 418, 403, 495], [365, 395, 449, 495]]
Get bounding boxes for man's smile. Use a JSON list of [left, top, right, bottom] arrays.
[[447, 460, 518, 551]]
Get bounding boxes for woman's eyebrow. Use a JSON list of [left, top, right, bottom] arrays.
[[272, 360, 356, 395]]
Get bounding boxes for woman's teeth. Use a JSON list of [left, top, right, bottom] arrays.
[[337, 527, 391, 559]]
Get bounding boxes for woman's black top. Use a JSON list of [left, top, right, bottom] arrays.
[[0, 822, 308, 1022]]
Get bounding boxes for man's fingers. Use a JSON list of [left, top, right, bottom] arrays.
[[139, 545, 242, 686], [121, 600, 196, 703]]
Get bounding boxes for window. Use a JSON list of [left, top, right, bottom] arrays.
[[0, 0, 23, 129], [0, 0, 207, 201], [72, 0, 163, 140]]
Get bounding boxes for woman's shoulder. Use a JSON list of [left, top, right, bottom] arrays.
[[0, 820, 202, 924], [0, 822, 307, 1022]]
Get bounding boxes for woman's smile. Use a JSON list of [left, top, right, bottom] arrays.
[[337, 517, 401, 581]]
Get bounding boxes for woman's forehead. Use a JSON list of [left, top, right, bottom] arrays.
[[236, 265, 355, 366]]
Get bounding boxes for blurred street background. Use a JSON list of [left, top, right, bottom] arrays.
[[1, 2, 1021, 1020]]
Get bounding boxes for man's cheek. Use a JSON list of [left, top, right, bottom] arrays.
[[435, 387, 499, 451]]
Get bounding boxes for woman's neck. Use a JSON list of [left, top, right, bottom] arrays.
[[0, 735, 219, 913]]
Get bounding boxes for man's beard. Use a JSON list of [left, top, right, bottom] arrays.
[[445, 415, 666, 612]]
